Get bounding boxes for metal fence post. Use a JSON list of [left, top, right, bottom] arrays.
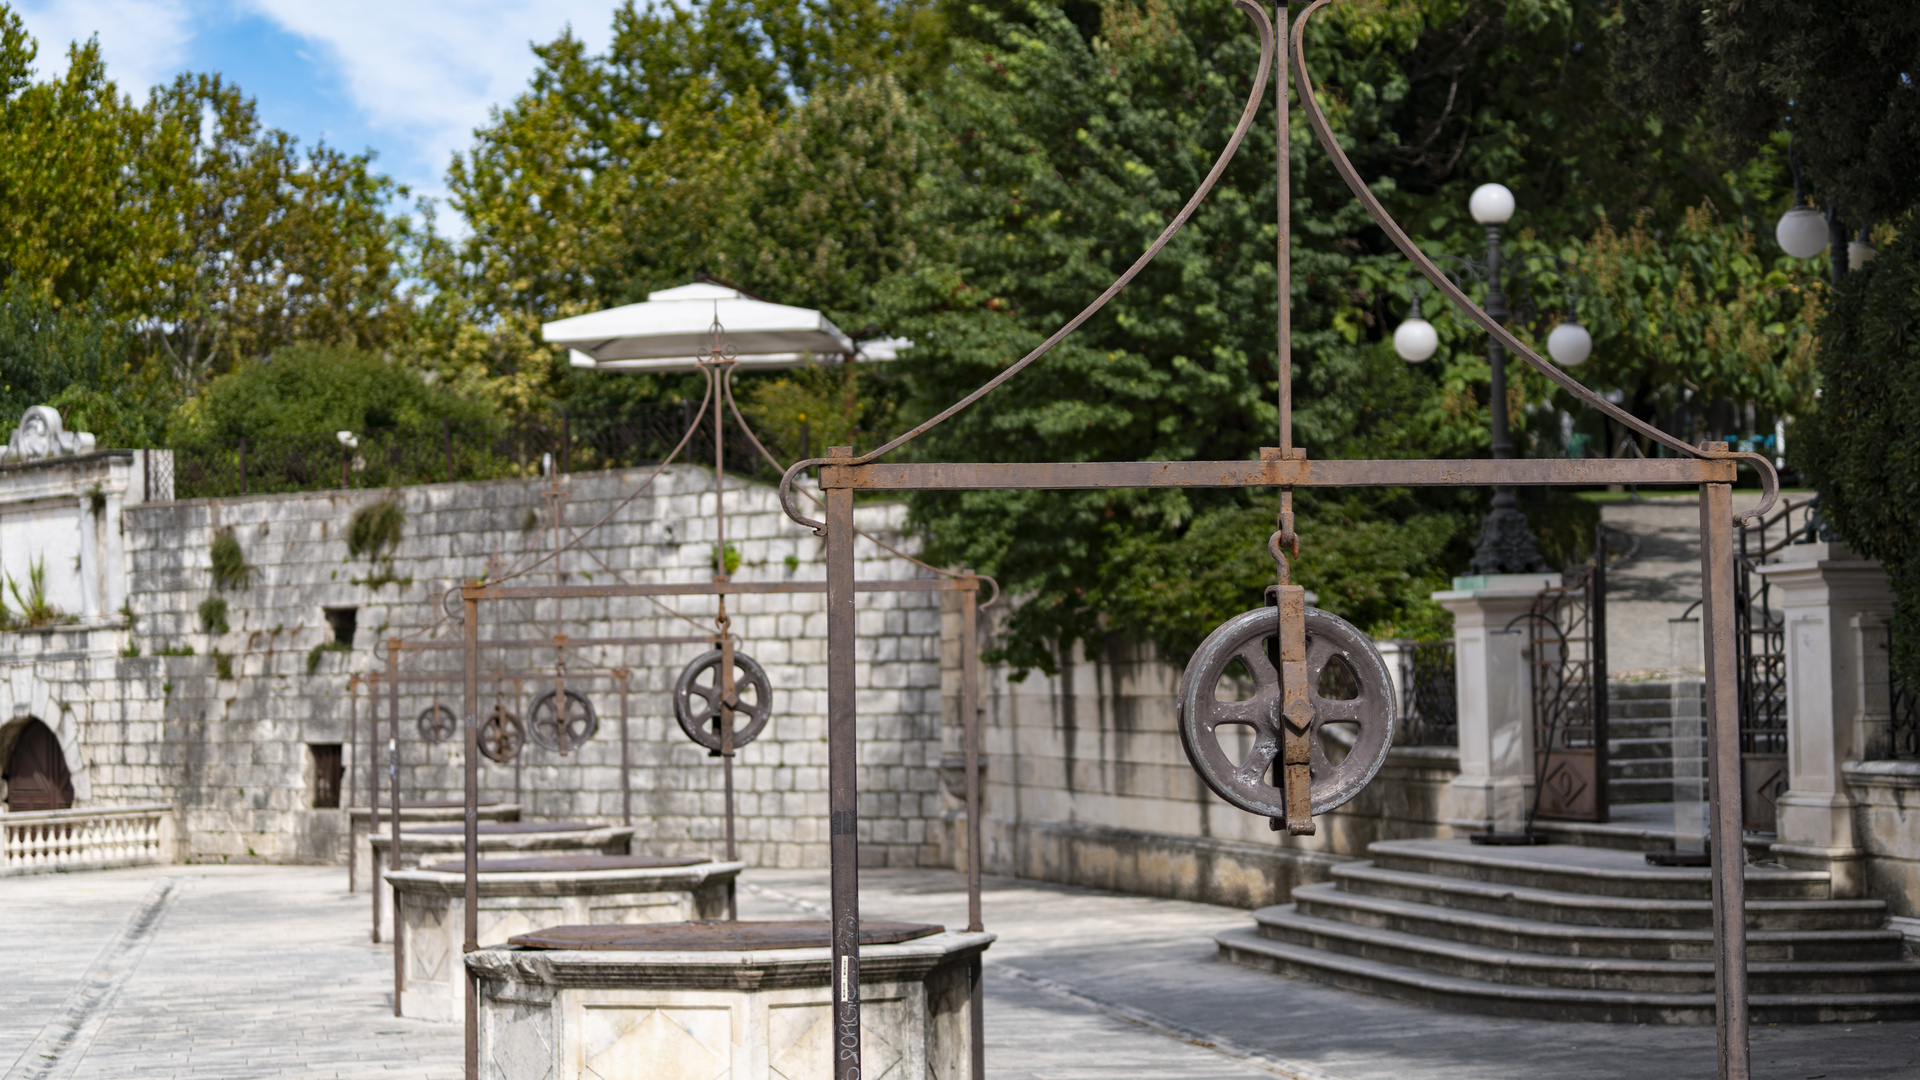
[[1700, 473, 1750, 1080], [824, 450, 862, 1080]]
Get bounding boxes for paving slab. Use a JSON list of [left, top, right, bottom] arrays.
[[744, 866, 1920, 1080], [3, 862, 1914, 1079]]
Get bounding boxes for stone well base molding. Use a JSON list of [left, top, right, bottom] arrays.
[[468, 931, 991, 1080], [980, 817, 1352, 910], [390, 860, 743, 1022], [1842, 759, 1920, 919]]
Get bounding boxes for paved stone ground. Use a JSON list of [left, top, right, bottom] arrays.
[[4, 863, 1915, 1079]]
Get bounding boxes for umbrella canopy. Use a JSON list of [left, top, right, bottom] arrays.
[[544, 282, 858, 373]]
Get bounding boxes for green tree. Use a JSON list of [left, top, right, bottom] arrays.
[[0, 5, 423, 415], [881, 0, 1767, 673], [1796, 215, 1920, 687], [426, 0, 942, 418]]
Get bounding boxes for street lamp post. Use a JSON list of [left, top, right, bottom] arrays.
[[1394, 183, 1551, 574]]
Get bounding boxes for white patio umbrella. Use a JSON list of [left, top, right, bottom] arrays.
[[544, 281, 876, 373]]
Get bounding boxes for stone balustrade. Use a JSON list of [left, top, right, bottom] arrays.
[[0, 803, 177, 875]]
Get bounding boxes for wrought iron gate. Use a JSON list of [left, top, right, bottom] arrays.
[[1529, 534, 1609, 822], [1732, 500, 1808, 833]]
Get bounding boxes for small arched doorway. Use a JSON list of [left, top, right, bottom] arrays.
[[4, 719, 74, 812]]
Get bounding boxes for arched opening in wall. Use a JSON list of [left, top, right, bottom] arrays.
[[3, 719, 74, 812]]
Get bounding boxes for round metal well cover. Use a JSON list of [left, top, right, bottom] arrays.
[[508, 920, 943, 952], [422, 855, 707, 873]]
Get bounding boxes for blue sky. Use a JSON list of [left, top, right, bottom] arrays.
[[13, 1, 621, 212]]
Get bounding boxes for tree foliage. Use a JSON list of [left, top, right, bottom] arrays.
[[1797, 214, 1920, 686], [0, 4, 422, 440], [1611, 2, 1920, 225]]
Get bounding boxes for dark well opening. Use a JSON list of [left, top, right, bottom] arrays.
[[322, 607, 357, 647], [310, 743, 344, 809]]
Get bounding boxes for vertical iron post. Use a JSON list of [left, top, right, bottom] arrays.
[[388, 640, 403, 1017], [1592, 522, 1610, 822], [1276, 0, 1291, 452], [825, 450, 861, 1080], [1700, 473, 1750, 1080], [618, 670, 632, 827], [368, 671, 382, 943], [346, 674, 359, 891], [462, 595, 480, 1080], [962, 575, 984, 1080]]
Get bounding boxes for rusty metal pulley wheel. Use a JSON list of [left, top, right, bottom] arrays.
[[527, 688, 597, 752], [478, 705, 524, 763], [1177, 605, 1395, 819], [674, 649, 773, 752], [417, 704, 458, 744]]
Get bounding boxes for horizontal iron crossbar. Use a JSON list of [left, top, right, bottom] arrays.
[[394, 635, 715, 651], [467, 578, 973, 601], [821, 457, 1738, 491]]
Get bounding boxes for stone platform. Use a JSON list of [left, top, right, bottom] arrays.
[[369, 823, 634, 940], [467, 920, 991, 1079], [387, 855, 745, 1021], [348, 802, 520, 892], [1219, 837, 1920, 1024]]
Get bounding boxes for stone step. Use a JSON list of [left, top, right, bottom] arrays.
[[1608, 778, 1678, 803], [1289, 883, 1905, 963], [1610, 757, 1683, 780], [1525, 816, 1773, 858], [1608, 737, 1682, 761], [1247, 905, 1920, 995], [1609, 680, 1704, 701], [1367, 839, 1831, 900], [1329, 862, 1887, 931], [1216, 926, 1920, 1025]]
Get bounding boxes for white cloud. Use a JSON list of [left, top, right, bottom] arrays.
[[243, 1, 616, 188], [12, 0, 194, 92]]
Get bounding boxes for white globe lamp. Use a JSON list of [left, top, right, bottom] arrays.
[[1469, 183, 1515, 225], [1546, 320, 1592, 367], [1394, 316, 1439, 363], [1775, 205, 1828, 259], [1849, 236, 1877, 271]]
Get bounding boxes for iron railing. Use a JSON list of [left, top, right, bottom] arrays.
[[1890, 624, 1920, 761], [1389, 640, 1457, 747], [166, 404, 775, 500]]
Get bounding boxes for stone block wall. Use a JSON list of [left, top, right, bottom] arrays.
[[959, 620, 1459, 909], [45, 465, 946, 868]]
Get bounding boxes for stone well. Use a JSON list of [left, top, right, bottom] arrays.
[[467, 921, 992, 1079], [369, 823, 634, 940], [387, 855, 745, 1021], [348, 802, 520, 891]]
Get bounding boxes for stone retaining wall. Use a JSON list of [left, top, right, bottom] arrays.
[[28, 465, 948, 868]]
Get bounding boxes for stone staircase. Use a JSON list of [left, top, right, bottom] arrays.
[[1606, 679, 1704, 805], [1218, 837, 1920, 1023]]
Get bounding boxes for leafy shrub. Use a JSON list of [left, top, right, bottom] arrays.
[[198, 596, 229, 634], [307, 640, 350, 675], [211, 649, 234, 680], [210, 529, 252, 590], [348, 499, 404, 560]]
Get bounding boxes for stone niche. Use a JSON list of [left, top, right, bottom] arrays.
[[389, 855, 743, 1022], [468, 923, 992, 1080]]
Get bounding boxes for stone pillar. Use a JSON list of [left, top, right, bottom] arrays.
[[1434, 573, 1559, 834], [1757, 540, 1891, 897]]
